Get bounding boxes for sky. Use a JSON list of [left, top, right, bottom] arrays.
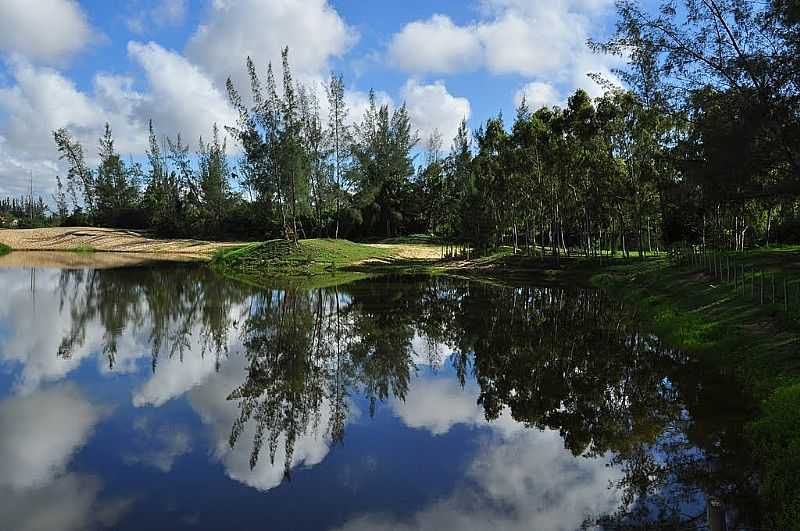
[[0, 0, 649, 200]]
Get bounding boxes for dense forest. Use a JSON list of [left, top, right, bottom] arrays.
[[46, 0, 799, 256]]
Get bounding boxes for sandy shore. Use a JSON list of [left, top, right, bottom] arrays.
[[0, 227, 242, 259], [0, 250, 209, 269]]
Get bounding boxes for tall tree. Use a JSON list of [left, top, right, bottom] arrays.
[[326, 73, 349, 238]]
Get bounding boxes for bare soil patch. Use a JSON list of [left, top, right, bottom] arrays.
[[0, 227, 241, 260], [367, 243, 443, 260]]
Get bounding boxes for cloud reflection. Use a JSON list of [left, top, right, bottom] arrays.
[[339, 374, 623, 531], [0, 383, 131, 530]]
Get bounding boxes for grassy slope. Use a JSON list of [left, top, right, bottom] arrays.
[[211, 239, 393, 288], [593, 252, 800, 528], [212, 239, 620, 284]]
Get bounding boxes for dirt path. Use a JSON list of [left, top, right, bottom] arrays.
[[0, 227, 242, 259], [367, 243, 443, 260]]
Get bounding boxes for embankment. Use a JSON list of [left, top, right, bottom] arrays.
[[594, 258, 800, 528]]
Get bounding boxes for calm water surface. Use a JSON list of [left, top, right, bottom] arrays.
[[0, 263, 761, 530]]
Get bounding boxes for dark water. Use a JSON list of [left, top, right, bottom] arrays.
[[0, 263, 761, 531]]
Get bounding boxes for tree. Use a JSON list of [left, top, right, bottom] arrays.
[[198, 124, 231, 236], [327, 73, 349, 238], [53, 128, 95, 217]]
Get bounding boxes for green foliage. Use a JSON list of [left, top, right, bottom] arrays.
[[595, 252, 800, 528], [751, 384, 800, 530], [0, 243, 10, 256], [213, 238, 392, 279]]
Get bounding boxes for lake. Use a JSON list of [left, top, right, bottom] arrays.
[[0, 262, 761, 530]]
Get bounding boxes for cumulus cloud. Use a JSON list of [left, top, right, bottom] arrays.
[[188, 354, 350, 491], [0, 383, 130, 531], [514, 81, 561, 110], [0, 40, 236, 198], [127, 41, 237, 141], [401, 80, 470, 146], [387, 0, 622, 105], [186, 0, 357, 89], [0, 0, 93, 63], [0, 59, 146, 197], [0, 473, 131, 531], [392, 376, 521, 438], [388, 15, 481, 74], [0, 383, 103, 489], [122, 417, 192, 472], [334, 427, 622, 531]]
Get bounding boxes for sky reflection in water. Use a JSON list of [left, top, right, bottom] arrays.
[[0, 265, 758, 530]]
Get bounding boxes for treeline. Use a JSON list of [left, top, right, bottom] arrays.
[[52, 1, 800, 251], [51, 48, 421, 240], [0, 196, 49, 227]]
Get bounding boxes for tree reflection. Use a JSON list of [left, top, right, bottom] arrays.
[[51, 269, 759, 526]]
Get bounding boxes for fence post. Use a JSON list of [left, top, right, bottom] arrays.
[[784, 276, 788, 312], [726, 255, 730, 283], [760, 271, 764, 304], [772, 273, 776, 304], [741, 264, 744, 295]]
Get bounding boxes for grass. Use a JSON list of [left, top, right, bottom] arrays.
[[211, 239, 394, 285], [67, 244, 96, 254], [211, 239, 658, 286], [593, 250, 800, 529], [0, 243, 10, 256]]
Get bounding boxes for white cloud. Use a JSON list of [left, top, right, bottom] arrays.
[[0, 41, 236, 198], [188, 354, 352, 491], [345, 89, 394, 127], [186, 0, 357, 89], [0, 383, 103, 489], [334, 428, 622, 531], [0, 473, 131, 531], [388, 15, 481, 74], [392, 376, 522, 438], [401, 80, 470, 146], [387, 0, 622, 106], [127, 41, 237, 141], [514, 81, 561, 110], [0, 59, 146, 197], [123, 417, 191, 472], [0, 0, 93, 63], [0, 383, 129, 531]]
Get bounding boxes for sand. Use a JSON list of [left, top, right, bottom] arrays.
[[0, 227, 241, 260]]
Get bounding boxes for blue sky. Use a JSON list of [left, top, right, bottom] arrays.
[[0, 0, 650, 198]]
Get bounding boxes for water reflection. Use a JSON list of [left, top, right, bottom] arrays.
[[0, 266, 761, 529], [0, 383, 132, 530]]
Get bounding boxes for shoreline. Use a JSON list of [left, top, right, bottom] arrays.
[[3, 232, 800, 524], [593, 259, 800, 528]]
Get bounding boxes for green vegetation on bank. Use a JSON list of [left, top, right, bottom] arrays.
[[67, 244, 96, 254], [593, 252, 800, 529], [0, 243, 10, 256], [212, 239, 392, 279]]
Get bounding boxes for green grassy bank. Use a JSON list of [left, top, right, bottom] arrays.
[[210, 239, 395, 289], [0, 243, 10, 256], [594, 255, 800, 528], [210, 238, 623, 285]]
